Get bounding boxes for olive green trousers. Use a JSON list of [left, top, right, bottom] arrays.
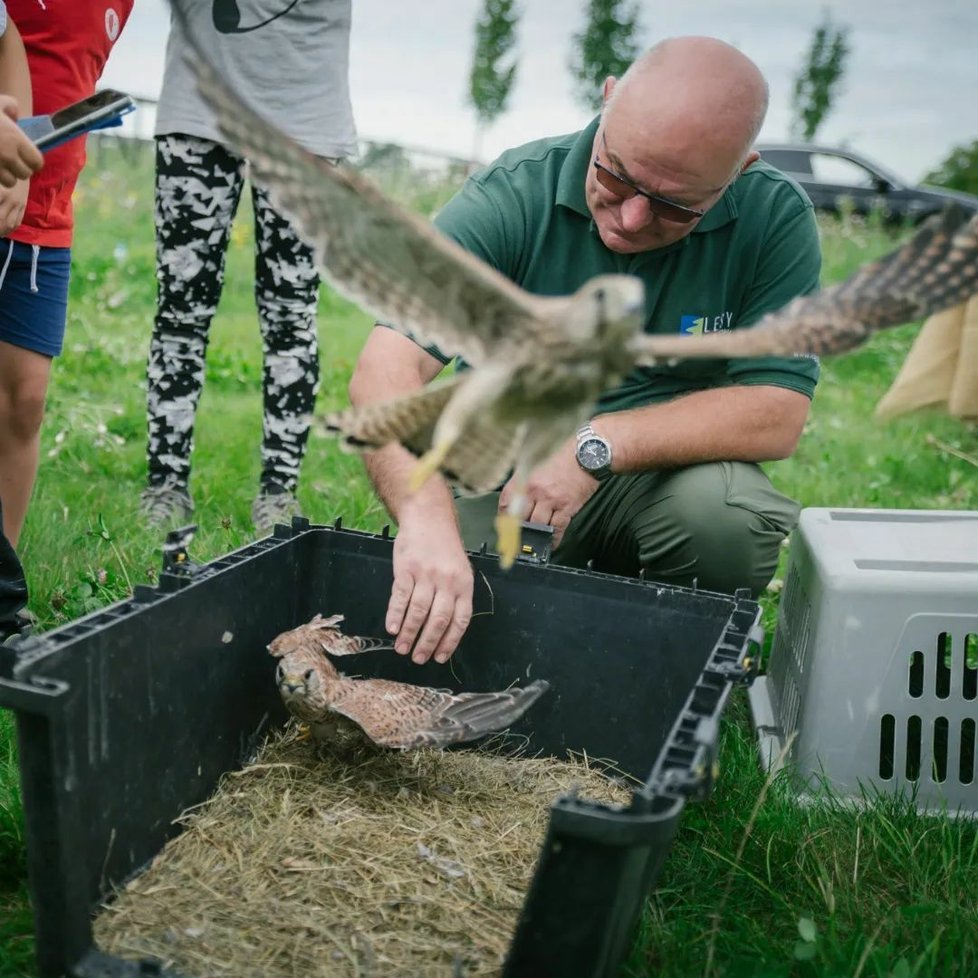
[[455, 461, 799, 597]]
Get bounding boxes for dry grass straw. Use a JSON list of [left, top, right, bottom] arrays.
[[94, 725, 632, 977]]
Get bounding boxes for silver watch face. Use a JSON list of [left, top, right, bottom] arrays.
[[577, 437, 611, 471]]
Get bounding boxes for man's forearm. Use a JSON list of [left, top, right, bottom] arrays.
[[362, 442, 459, 532], [349, 325, 460, 533], [592, 384, 810, 472]]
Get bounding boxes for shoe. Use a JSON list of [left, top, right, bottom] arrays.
[[140, 483, 195, 529], [1, 609, 35, 647], [251, 484, 302, 535]]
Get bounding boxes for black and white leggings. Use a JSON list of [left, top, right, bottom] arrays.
[[146, 134, 321, 494]]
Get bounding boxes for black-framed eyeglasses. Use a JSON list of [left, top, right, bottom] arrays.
[[592, 155, 707, 224]]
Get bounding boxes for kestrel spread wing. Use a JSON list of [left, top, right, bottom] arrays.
[[325, 677, 550, 750], [629, 206, 978, 364], [266, 612, 394, 658], [268, 614, 550, 750]]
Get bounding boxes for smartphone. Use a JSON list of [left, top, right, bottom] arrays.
[[17, 89, 136, 152]]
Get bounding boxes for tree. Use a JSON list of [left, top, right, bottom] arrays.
[[924, 139, 978, 196], [468, 0, 520, 162], [569, 0, 641, 112], [790, 13, 851, 142]]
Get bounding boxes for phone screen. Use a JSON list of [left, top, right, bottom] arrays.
[[48, 90, 133, 130], [19, 90, 136, 151]]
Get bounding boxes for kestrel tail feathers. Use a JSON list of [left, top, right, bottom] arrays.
[[631, 206, 978, 364]]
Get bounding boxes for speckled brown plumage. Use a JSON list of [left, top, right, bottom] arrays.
[[268, 614, 549, 750]]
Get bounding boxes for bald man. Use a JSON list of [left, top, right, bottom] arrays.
[[349, 37, 820, 664]]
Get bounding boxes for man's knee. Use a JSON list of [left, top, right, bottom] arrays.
[[635, 463, 793, 596], [684, 500, 781, 595]]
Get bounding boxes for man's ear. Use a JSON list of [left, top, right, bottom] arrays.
[[740, 150, 761, 172], [602, 76, 617, 107]]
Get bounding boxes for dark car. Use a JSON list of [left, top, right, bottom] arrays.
[[755, 142, 978, 224]]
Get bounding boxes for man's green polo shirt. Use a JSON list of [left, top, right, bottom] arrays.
[[421, 116, 821, 413]]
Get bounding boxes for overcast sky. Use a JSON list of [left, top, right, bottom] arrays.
[[101, 0, 977, 184]]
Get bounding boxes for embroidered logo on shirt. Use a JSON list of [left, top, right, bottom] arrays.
[[679, 311, 733, 335], [105, 7, 121, 41]]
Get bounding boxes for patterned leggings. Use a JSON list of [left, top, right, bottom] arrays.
[[145, 134, 321, 494]]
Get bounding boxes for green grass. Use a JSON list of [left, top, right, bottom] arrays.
[[1, 141, 977, 976], [624, 697, 978, 978]]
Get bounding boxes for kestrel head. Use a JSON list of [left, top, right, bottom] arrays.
[[567, 274, 645, 366], [274, 645, 336, 720]]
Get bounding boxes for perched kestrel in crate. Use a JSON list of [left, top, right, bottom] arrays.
[[267, 614, 549, 750]]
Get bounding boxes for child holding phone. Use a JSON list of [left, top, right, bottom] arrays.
[[0, 0, 43, 643], [0, 0, 132, 637]]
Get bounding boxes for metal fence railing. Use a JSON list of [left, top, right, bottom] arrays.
[[91, 91, 482, 175]]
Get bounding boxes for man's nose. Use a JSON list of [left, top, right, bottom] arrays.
[[617, 194, 655, 232]]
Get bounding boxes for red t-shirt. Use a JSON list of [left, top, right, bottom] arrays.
[[6, 0, 134, 248]]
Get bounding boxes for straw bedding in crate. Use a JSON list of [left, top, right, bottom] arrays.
[[94, 725, 631, 977]]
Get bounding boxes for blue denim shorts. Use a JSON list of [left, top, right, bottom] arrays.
[[0, 239, 72, 357]]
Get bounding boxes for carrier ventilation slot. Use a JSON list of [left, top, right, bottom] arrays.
[[879, 714, 977, 785], [965, 634, 977, 701], [907, 632, 978, 701]]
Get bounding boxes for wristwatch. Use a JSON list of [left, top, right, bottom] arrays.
[[575, 422, 613, 479]]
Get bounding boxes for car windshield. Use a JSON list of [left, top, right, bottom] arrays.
[[758, 147, 911, 190]]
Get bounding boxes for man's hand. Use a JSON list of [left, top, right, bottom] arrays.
[[499, 440, 600, 547], [0, 96, 43, 188], [350, 327, 475, 665], [385, 513, 474, 665], [0, 178, 29, 235]]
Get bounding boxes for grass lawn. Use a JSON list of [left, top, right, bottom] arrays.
[[1, 139, 976, 977]]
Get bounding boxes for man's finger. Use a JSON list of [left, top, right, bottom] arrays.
[[432, 595, 473, 664], [410, 588, 456, 664], [397, 579, 434, 656], [386, 575, 414, 647], [526, 502, 554, 526]]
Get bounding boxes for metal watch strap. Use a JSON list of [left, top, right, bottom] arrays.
[[576, 421, 597, 444], [575, 421, 613, 479]]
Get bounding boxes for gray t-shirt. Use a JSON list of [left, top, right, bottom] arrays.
[[155, 0, 357, 158], [0, 3, 7, 37]]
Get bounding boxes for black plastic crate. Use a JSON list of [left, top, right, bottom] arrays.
[[0, 520, 760, 978]]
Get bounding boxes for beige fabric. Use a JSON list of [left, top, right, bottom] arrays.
[[950, 297, 978, 416], [876, 296, 978, 419]]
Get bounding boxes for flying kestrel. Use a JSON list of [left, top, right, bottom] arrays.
[[267, 613, 550, 750], [166, 1, 978, 568]]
